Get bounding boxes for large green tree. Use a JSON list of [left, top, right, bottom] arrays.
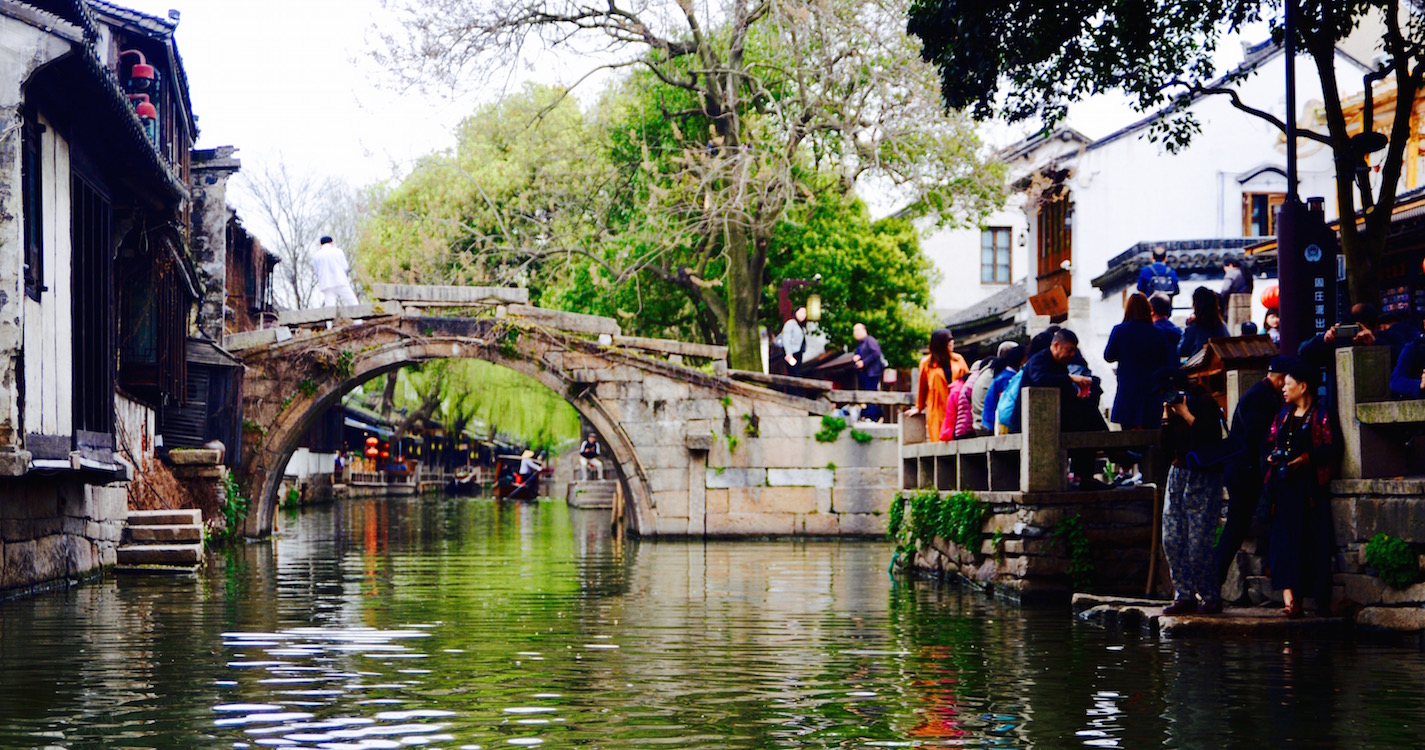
[[907, 0, 1425, 307], [375, 0, 1004, 370]]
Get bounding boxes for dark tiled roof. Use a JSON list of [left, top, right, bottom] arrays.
[[943, 282, 1028, 329], [1091, 238, 1266, 294]]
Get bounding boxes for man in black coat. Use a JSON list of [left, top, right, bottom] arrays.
[[1213, 356, 1290, 586], [1023, 328, 1109, 486]]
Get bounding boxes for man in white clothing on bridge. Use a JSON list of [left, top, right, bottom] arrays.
[[312, 236, 359, 307]]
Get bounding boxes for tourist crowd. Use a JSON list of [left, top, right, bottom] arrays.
[[895, 257, 1425, 618]]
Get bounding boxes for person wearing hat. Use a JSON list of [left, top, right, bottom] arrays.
[[518, 449, 544, 482], [1156, 366, 1228, 615], [1264, 359, 1341, 617], [1213, 355, 1290, 587]]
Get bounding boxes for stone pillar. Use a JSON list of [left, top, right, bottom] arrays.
[[190, 147, 241, 341], [1226, 292, 1253, 334], [1020, 387, 1063, 492], [1225, 367, 1265, 426], [1336, 345, 1399, 479]]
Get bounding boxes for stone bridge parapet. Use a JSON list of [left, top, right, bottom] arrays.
[[234, 312, 900, 538]]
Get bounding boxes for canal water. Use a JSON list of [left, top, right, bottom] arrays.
[[3, 496, 1425, 748]]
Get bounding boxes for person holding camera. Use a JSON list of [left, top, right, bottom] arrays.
[[1265, 361, 1341, 618], [1212, 356, 1290, 587], [1156, 367, 1228, 615]]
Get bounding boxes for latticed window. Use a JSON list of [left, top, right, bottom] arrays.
[[981, 227, 1011, 284]]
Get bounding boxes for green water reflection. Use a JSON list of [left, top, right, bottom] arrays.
[[2, 495, 1425, 748]]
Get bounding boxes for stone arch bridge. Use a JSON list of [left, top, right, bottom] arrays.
[[230, 287, 903, 539]]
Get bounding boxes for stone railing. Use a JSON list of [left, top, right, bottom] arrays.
[[1335, 346, 1425, 480], [900, 387, 1165, 493]]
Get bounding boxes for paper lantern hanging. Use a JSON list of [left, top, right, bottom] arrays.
[[366, 436, 379, 447], [365, 447, 378, 457], [379, 450, 390, 459], [1261, 284, 1280, 311]]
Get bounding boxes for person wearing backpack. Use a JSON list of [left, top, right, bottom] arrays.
[[1136, 246, 1180, 301], [981, 345, 1025, 434]]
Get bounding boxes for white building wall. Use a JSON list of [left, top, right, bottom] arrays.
[[1023, 50, 1366, 417], [285, 448, 336, 479], [0, 22, 73, 459], [923, 199, 1029, 314]]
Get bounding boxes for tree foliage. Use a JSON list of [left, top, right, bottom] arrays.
[[907, 0, 1425, 305], [373, 0, 1005, 369]]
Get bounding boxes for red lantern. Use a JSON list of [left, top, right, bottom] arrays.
[[1261, 283, 1279, 311], [366, 436, 379, 447], [379, 450, 390, 459], [365, 447, 378, 457]]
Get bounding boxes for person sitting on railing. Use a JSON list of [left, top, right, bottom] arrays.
[[1023, 329, 1110, 488], [1155, 367, 1228, 615], [1391, 336, 1425, 399], [939, 370, 974, 441], [981, 345, 1025, 435]]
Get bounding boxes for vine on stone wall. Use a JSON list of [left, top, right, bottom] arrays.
[[1365, 533, 1419, 589], [1054, 514, 1093, 591], [888, 489, 986, 568]]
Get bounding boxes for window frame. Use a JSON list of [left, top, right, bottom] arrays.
[[1242, 191, 1286, 237], [21, 111, 43, 301], [980, 227, 1012, 284]]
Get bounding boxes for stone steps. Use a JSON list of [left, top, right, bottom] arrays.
[[126, 524, 203, 543], [127, 509, 203, 526], [117, 509, 205, 571], [567, 480, 618, 509]]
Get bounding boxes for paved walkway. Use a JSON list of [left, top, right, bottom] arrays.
[[1072, 593, 1349, 638]]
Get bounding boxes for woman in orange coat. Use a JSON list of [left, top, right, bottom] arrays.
[[922, 329, 953, 442]]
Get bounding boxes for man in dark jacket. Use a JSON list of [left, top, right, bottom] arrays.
[[851, 323, 885, 421], [1214, 356, 1290, 586], [1023, 329, 1109, 486], [1150, 294, 1183, 360]]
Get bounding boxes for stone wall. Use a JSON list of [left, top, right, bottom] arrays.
[[695, 418, 900, 537], [0, 476, 125, 598], [904, 488, 1156, 602]]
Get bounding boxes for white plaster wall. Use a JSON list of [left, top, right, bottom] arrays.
[[0, 19, 73, 452], [285, 448, 336, 478], [1038, 51, 1363, 302], [922, 199, 1029, 314]]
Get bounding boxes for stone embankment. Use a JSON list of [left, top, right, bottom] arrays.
[[901, 487, 1156, 603], [0, 477, 125, 598]]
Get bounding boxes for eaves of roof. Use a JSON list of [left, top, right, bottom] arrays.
[[88, 0, 198, 137], [943, 282, 1028, 329], [0, 1, 84, 41], [1090, 238, 1265, 294]]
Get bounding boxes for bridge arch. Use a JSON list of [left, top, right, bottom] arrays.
[[235, 317, 664, 537]]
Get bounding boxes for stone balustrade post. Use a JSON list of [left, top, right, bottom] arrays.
[[1337, 345, 1397, 479], [1226, 292, 1253, 334], [1020, 387, 1063, 492]]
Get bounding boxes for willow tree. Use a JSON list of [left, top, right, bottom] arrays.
[[376, 0, 1003, 370], [907, 0, 1425, 309]]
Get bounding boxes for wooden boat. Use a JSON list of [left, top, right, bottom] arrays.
[[493, 454, 540, 501]]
